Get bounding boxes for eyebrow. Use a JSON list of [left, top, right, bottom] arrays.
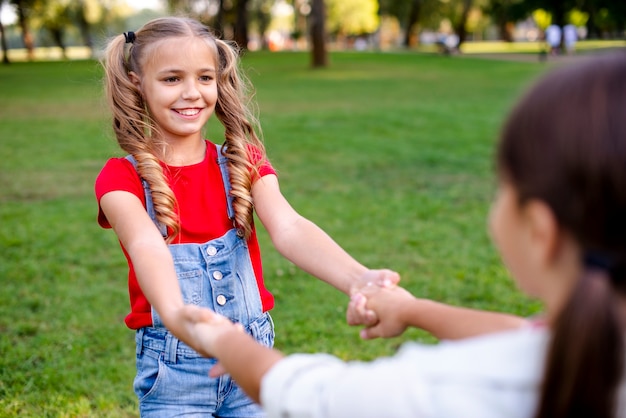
[[157, 68, 217, 75]]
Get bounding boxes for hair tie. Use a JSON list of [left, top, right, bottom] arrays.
[[124, 31, 136, 44]]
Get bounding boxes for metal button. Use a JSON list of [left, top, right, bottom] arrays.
[[212, 271, 223, 281], [206, 246, 217, 256], [216, 295, 227, 306]]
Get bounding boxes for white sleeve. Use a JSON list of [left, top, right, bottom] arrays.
[[260, 351, 432, 418], [259, 329, 547, 418]]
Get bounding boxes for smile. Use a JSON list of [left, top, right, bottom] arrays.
[[175, 108, 202, 116]]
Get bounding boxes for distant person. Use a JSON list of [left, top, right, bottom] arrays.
[[95, 16, 398, 417], [188, 52, 626, 417], [545, 24, 562, 55], [563, 24, 578, 54]]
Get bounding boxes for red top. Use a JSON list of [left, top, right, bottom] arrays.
[[95, 141, 276, 329]]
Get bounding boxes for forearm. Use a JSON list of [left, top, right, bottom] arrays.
[[212, 328, 284, 403], [128, 241, 194, 341], [271, 216, 367, 295], [403, 298, 528, 340]]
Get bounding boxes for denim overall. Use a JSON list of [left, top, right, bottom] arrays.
[[126, 145, 274, 417]]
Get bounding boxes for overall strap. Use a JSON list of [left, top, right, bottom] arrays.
[[215, 144, 236, 221], [124, 155, 168, 238]]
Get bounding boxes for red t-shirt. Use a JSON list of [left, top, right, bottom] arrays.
[[95, 141, 276, 329]]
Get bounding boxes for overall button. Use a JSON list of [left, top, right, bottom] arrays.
[[216, 295, 227, 306], [212, 271, 223, 281], [206, 246, 217, 256]]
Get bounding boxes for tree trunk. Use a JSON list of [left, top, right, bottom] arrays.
[[0, 19, 9, 64], [215, 0, 225, 38], [309, 0, 327, 68], [403, 0, 421, 48], [454, 0, 473, 48], [233, 0, 249, 50], [50, 27, 67, 59], [15, 0, 34, 60], [76, 3, 93, 57]]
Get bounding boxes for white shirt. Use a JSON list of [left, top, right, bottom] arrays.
[[261, 327, 550, 418], [546, 25, 562, 47]]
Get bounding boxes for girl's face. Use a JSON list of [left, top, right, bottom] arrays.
[[489, 181, 541, 297], [132, 36, 218, 144]]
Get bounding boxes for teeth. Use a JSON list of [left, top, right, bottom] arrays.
[[178, 109, 200, 116]]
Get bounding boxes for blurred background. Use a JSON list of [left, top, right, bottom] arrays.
[[0, 0, 624, 64]]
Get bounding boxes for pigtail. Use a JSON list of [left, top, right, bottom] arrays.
[[101, 33, 180, 242], [213, 38, 267, 240], [535, 268, 624, 418]]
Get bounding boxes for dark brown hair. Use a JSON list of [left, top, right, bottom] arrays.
[[497, 52, 626, 418]]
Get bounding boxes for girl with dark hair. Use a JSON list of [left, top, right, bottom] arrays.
[[95, 16, 398, 417], [186, 52, 626, 418]]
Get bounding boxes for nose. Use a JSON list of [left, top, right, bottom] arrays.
[[182, 79, 201, 100]]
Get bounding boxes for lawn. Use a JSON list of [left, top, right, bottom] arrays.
[[0, 51, 550, 416]]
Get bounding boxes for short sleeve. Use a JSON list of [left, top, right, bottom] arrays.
[[247, 144, 276, 180], [94, 157, 144, 228]]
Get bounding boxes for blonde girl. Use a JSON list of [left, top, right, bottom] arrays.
[[96, 16, 397, 417]]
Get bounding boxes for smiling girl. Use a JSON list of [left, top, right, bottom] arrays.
[[95, 17, 398, 417]]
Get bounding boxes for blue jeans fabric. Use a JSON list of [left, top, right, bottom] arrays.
[[133, 229, 275, 416], [134, 313, 273, 417]]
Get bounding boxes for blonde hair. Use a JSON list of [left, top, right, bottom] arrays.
[[102, 16, 266, 242]]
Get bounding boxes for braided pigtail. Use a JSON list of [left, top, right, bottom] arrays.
[[101, 29, 179, 242], [214, 38, 267, 240]]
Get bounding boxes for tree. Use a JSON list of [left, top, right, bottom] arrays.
[[0, 0, 9, 63], [31, 0, 72, 59], [70, 0, 102, 56], [326, 0, 379, 37], [309, 0, 327, 67], [233, 0, 249, 48], [403, 0, 421, 47], [0, 19, 9, 64], [484, 0, 535, 42], [11, 0, 35, 60], [454, 0, 473, 46]]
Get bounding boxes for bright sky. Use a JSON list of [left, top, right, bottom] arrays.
[[1, 3, 16, 25]]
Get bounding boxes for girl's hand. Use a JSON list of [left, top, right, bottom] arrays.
[[178, 305, 243, 358], [354, 284, 415, 340], [346, 269, 400, 326]]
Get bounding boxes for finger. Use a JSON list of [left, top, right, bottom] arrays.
[[363, 308, 378, 326], [351, 292, 379, 326], [209, 363, 228, 378], [347, 293, 369, 325], [360, 326, 380, 340], [376, 270, 400, 288]]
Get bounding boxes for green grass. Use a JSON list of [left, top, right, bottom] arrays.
[[0, 51, 551, 416]]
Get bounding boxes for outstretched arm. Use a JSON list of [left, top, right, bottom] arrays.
[[100, 191, 212, 348], [252, 174, 399, 321], [353, 284, 528, 341]]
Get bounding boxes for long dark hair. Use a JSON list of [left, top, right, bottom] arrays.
[[497, 52, 626, 418]]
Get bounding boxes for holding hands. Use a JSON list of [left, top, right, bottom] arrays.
[[348, 274, 416, 340]]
